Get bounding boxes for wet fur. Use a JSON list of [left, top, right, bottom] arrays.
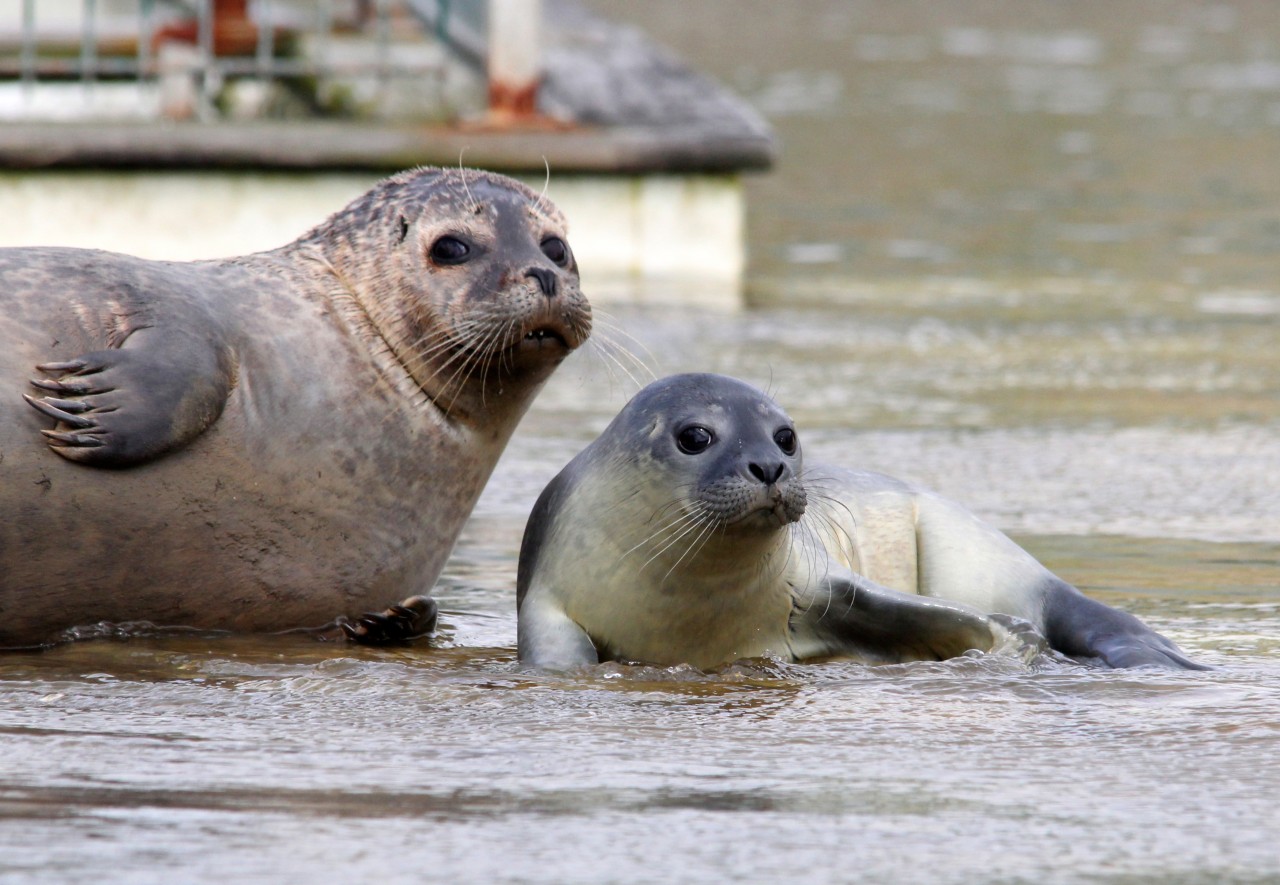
[[0, 168, 589, 647], [517, 374, 1204, 671]]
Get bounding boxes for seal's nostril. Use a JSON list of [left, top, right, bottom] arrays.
[[525, 267, 557, 297], [748, 462, 784, 485]]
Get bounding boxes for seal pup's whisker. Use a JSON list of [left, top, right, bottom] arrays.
[[658, 510, 721, 586], [642, 503, 718, 581], [804, 495, 861, 568], [641, 488, 698, 527], [621, 505, 707, 564], [634, 508, 715, 573], [786, 520, 836, 621]]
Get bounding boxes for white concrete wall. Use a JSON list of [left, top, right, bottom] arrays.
[[0, 170, 743, 306]]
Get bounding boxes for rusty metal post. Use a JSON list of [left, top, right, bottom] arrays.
[[486, 0, 540, 119]]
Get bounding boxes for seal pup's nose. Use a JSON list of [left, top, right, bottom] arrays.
[[525, 267, 558, 297], [748, 461, 785, 485]]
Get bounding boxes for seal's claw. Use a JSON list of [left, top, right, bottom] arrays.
[[23, 394, 97, 428], [35, 359, 90, 374], [342, 595, 438, 645], [41, 429, 105, 447], [44, 396, 92, 413], [29, 377, 104, 395]]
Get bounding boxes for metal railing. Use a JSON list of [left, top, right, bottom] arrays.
[[0, 0, 527, 122]]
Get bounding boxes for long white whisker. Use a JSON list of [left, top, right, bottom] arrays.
[[638, 508, 715, 573], [539, 156, 552, 215], [659, 510, 719, 584], [458, 152, 478, 214], [623, 506, 706, 562]]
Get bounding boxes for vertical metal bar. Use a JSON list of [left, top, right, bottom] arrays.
[[82, 0, 98, 83], [256, 0, 274, 75], [487, 0, 541, 118], [19, 0, 36, 97], [434, 0, 453, 44], [376, 0, 392, 104], [316, 0, 332, 79], [138, 0, 154, 80], [198, 0, 215, 111]]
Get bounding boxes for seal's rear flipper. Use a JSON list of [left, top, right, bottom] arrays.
[[342, 595, 439, 645], [792, 572, 1000, 664], [1041, 578, 1209, 670], [25, 332, 235, 468]]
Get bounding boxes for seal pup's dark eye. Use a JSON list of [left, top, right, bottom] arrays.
[[430, 235, 471, 265], [774, 428, 797, 455], [676, 425, 714, 454], [541, 236, 570, 267]]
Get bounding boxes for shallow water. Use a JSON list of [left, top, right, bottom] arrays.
[[3, 297, 1277, 884], [6, 1, 1280, 882]]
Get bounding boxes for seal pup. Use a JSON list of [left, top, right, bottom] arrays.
[[517, 374, 1204, 670], [0, 167, 590, 648]]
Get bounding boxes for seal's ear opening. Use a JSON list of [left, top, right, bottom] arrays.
[[397, 216, 409, 244]]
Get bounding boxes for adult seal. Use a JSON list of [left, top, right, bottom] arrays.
[[0, 167, 590, 648], [517, 374, 1204, 671]]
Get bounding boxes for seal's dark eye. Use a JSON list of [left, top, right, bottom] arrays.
[[541, 236, 570, 267], [430, 236, 471, 265], [676, 425, 714, 455], [774, 427, 797, 455]]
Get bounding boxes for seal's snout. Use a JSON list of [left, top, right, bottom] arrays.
[[525, 267, 558, 298], [748, 460, 785, 485]]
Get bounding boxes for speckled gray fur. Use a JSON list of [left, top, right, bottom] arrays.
[[0, 167, 590, 646]]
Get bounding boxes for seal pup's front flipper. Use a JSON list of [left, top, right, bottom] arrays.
[[791, 568, 1001, 664], [25, 329, 236, 468], [517, 595, 600, 669], [1040, 578, 1209, 670]]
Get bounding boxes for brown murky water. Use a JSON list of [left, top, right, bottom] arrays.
[[3, 2, 1280, 882]]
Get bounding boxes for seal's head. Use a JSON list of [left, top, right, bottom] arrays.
[[517, 373, 811, 668], [308, 167, 591, 421], [611, 373, 808, 536]]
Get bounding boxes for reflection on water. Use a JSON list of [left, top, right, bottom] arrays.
[[4, 2, 1280, 882]]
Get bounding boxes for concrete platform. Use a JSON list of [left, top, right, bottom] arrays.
[[0, 168, 743, 306], [0, 1, 772, 305]]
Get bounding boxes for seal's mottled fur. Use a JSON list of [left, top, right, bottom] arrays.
[[0, 168, 590, 647]]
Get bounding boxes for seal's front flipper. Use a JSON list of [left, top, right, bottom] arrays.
[[342, 595, 438, 645], [25, 333, 235, 468], [516, 596, 599, 669], [1041, 579, 1208, 670], [793, 572, 1000, 664]]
